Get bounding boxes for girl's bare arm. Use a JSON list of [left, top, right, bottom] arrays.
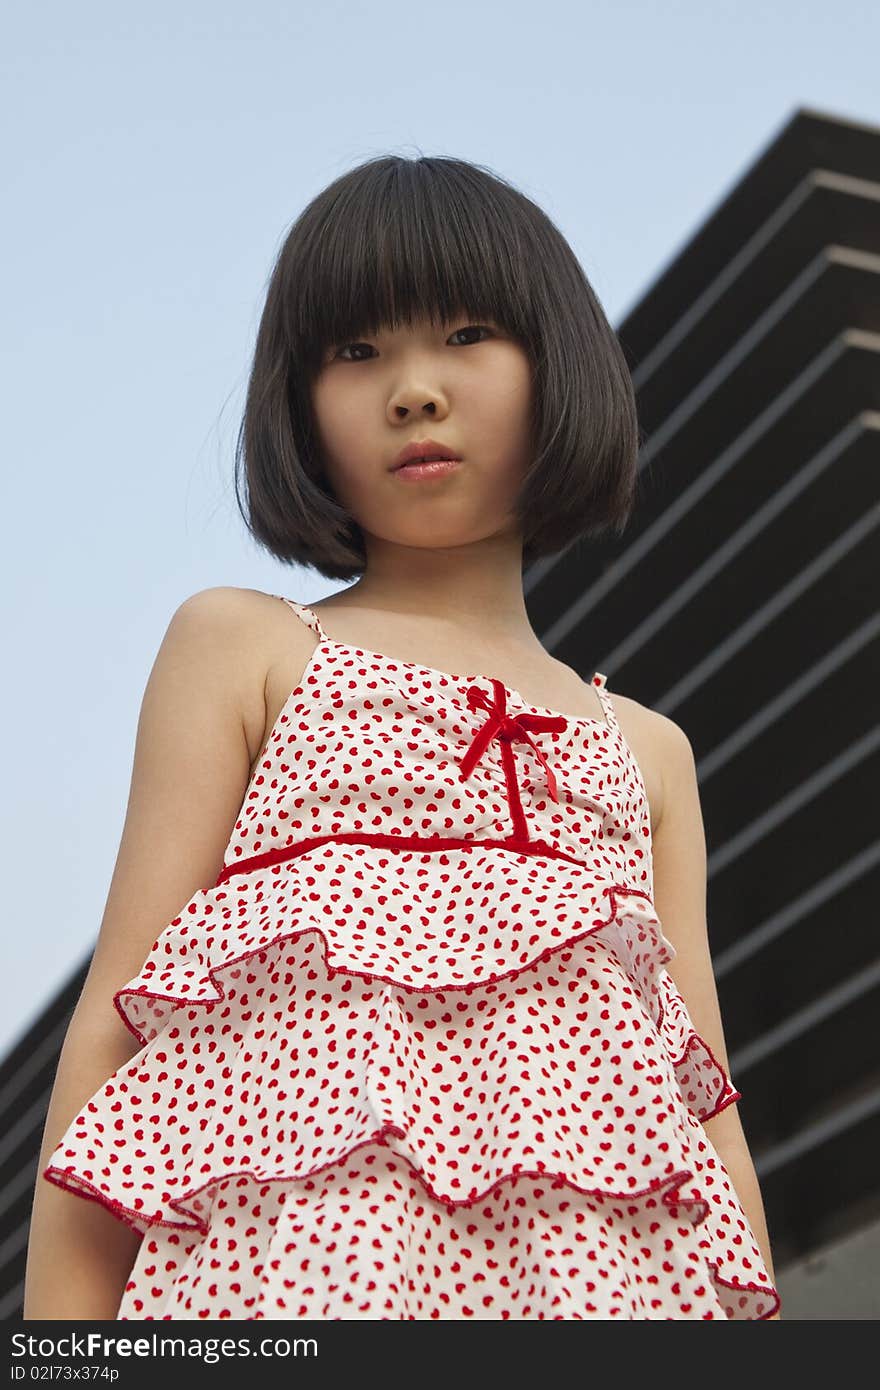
[[649, 713, 780, 1315], [24, 588, 266, 1319]]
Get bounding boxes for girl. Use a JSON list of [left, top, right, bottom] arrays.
[[25, 154, 781, 1320]]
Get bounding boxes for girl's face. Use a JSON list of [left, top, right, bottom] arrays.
[[309, 313, 534, 555]]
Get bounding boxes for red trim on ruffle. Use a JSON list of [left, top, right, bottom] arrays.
[[694, 1086, 742, 1123], [42, 1169, 173, 1237], [668, 1032, 743, 1121], [700, 1264, 781, 1320], [215, 829, 589, 886], [669, 1022, 733, 1085], [45, 1122, 709, 1236]]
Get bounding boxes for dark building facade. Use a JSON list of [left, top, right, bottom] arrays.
[[4, 106, 879, 1320]]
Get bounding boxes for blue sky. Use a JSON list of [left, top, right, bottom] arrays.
[[3, 0, 879, 1057]]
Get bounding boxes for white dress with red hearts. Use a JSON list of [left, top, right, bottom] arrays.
[[45, 597, 780, 1319]]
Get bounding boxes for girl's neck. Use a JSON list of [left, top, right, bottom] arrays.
[[336, 538, 536, 641], [330, 578, 539, 645]]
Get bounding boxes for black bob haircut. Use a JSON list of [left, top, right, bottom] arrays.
[[234, 154, 641, 581]]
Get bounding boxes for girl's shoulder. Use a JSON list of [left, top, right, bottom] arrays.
[[604, 687, 681, 837], [231, 588, 323, 779], [172, 586, 307, 783]]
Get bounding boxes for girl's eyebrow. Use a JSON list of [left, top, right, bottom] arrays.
[[347, 315, 493, 340]]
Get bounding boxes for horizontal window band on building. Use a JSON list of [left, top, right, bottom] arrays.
[[214, 831, 594, 885]]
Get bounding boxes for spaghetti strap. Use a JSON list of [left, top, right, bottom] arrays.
[[589, 671, 618, 732], [272, 594, 330, 642]]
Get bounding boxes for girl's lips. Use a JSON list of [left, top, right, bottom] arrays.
[[392, 458, 461, 480]]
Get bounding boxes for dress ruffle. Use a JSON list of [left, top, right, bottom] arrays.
[[115, 1150, 777, 1320], [655, 969, 741, 1122], [44, 843, 775, 1319]]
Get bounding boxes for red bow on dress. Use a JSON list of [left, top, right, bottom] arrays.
[[458, 678, 568, 813]]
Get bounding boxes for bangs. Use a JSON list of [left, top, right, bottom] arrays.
[[286, 157, 539, 374]]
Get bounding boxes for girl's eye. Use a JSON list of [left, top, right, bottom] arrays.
[[448, 323, 494, 347], [332, 323, 494, 362], [333, 341, 375, 362]]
